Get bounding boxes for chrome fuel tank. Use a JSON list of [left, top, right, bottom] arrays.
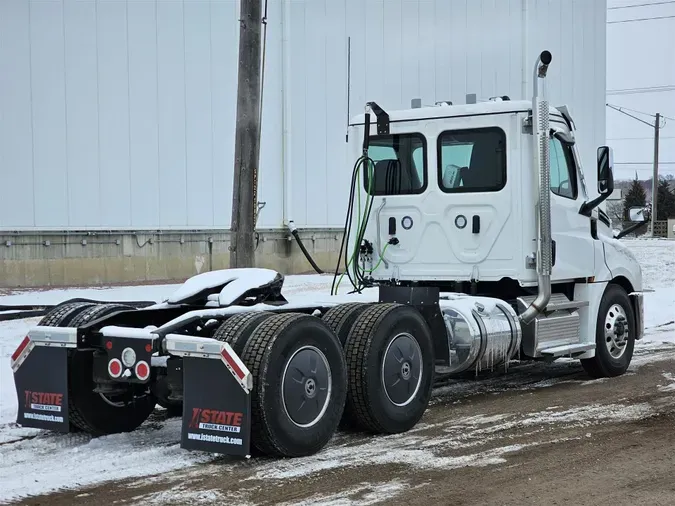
[[438, 293, 522, 375]]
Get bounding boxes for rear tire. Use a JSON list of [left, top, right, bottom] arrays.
[[212, 312, 275, 354], [581, 284, 636, 379], [321, 303, 371, 346], [65, 304, 157, 435], [240, 313, 347, 457], [343, 303, 434, 434], [38, 302, 98, 327]]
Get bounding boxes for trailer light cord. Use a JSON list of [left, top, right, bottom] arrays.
[[331, 154, 384, 295]]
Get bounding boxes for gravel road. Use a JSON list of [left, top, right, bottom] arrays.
[[15, 345, 675, 506]]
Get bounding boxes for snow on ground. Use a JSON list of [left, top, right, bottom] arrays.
[[0, 239, 673, 502]]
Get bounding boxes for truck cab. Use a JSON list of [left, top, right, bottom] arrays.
[[343, 56, 644, 371], [347, 99, 640, 294]]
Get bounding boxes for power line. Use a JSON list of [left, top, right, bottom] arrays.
[[609, 1, 675, 9], [608, 14, 675, 23], [607, 85, 675, 96], [608, 104, 657, 118], [606, 103, 658, 127], [615, 162, 675, 165], [606, 103, 672, 125], [608, 136, 675, 140]]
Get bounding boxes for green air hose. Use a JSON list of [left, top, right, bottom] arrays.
[[333, 156, 384, 294]]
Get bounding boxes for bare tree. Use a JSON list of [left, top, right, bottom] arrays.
[[606, 200, 624, 229]]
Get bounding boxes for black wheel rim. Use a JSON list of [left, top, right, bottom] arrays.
[[381, 332, 423, 407], [281, 345, 332, 427]]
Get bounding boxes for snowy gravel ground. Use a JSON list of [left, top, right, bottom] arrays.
[[0, 238, 673, 504]]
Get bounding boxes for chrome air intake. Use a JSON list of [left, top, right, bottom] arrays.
[[439, 294, 522, 375]]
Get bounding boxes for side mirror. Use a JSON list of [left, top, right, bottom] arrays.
[[628, 206, 649, 223], [597, 146, 614, 195]]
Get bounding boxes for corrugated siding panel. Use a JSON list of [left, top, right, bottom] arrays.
[[0, 0, 35, 228], [293, 0, 605, 227], [64, 0, 100, 228], [0, 0, 605, 230]]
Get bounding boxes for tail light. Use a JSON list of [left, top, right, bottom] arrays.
[[135, 360, 150, 381], [108, 358, 123, 378]]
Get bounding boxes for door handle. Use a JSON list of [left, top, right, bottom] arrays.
[[472, 215, 480, 234], [388, 217, 396, 235]]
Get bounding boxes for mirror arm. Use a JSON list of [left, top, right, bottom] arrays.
[[614, 219, 650, 239], [579, 192, 610, 217]]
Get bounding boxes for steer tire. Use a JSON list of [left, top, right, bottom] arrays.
[[212, 312, 275, 354], [240, 313, 347, 457], [581, 284, 636, 379], [343, 303, 434, 434], [321, 303, 371, 347], [65, 304, 157, 435]]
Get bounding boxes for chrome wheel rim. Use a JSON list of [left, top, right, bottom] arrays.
[[605, 304, 629, 359]]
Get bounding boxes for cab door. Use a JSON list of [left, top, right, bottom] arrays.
[[548, 125, 595, 281]]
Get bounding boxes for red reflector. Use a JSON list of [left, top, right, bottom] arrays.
[[108, 358, 122, 378], [105, 341, 113, 350], [135, 361, 150, 380], [221, 349, 245, 380], [11, 336, 31, 362], [145, 343, 152, 353]]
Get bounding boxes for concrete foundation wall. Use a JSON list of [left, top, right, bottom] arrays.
[[0, 229, 343, 288]]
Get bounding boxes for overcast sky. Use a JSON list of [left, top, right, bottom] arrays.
[[607, 0, 675, 180]]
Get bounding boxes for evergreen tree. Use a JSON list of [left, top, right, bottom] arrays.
[[623, 173, 647, 220], [656, 177, 675, 220]]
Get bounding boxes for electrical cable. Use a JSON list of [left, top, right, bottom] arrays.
[[606, 103, 656, 128], [609, 0, 675, 9], [608, 14, 675, 23], [331, 155, 380, 295]]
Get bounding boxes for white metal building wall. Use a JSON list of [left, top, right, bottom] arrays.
[[0, 0, 605, 231]]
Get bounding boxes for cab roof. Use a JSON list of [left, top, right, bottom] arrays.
[[349, 99, 567, 127]]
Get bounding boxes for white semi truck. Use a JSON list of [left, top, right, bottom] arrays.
[[11, 51, 646, 458]]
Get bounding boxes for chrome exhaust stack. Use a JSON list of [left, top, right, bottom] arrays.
[[520, 50, 553, 325]]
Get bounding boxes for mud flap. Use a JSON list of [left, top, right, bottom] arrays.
[[164, 334, 252, 457], [180, 357, 251, 456], [11, 328, 78, 433]]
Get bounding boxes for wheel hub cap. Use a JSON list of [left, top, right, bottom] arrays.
[[605, 304, 629, 359], [382, 332, 423, 407], [304, 378, 317, 398], [282, 346, 332, 428]]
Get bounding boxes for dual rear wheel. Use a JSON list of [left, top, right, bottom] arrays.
[[37, 302, 156, 435], [220, 303, 435, 457]]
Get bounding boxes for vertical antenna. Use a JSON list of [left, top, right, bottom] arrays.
[[346, 36, 351, 142]]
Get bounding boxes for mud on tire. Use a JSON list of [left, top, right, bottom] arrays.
[[240, 313, 347, 457], [343, 303, 434, 434], [64, 304, 157, 435], [581, 283, 636, 379]]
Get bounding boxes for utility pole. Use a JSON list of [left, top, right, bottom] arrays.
[[651, 112, 660, 235], [230, 0, 263, 268]]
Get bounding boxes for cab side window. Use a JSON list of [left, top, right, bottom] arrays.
[[364, 134, 427, 195], [437, 128, 507, 193], [549, 137, 578, 199]]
